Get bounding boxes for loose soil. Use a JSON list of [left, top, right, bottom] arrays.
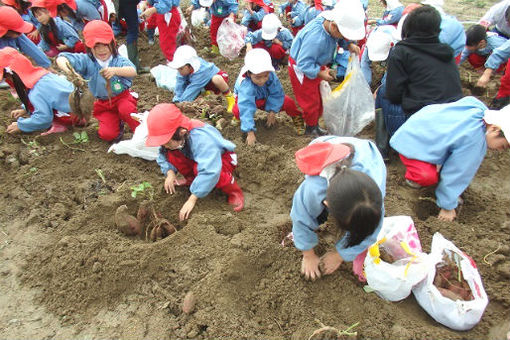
[[0, 4, 509, 340]]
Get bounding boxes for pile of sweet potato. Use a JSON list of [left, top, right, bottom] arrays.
[[433, 251, 474, 301]]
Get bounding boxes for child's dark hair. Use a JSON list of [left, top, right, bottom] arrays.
[[86, 42, 118, 61], [326, 166, 383, 248], [31, 7, 60, 46], [466, 24, 487, 47], [15, 0, 32, 13], [3, 70, 30, 113], [401, 5, 441, 39], [57, 3, 77, 20]]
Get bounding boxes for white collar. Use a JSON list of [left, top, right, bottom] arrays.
[[97, 56, 113, 69]]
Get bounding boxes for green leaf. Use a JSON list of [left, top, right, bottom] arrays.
[[81, 131, 89, 142], [73, 132, 81, 140], [131, 191, 137, 198]]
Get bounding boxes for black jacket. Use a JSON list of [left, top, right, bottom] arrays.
[[385, 35, 463, 115]]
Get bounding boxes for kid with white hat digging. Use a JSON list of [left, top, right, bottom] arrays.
[[232, 48, 304, 145], [168, 45, 235, 112]]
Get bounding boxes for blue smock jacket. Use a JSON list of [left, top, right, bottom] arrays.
[[148, 0, 180, 14], [485, 38, 510, 70], [459, 32, 507, 64], [38, 17, 81, 51], [21, 11, 39, 28], [156, 124, 236, 198], [390, 96, 488, 211], [290, 16, 339, 79], [210, 0, 238, 17], [0, 35, 50, 68], [17, 73, 74, 132], [67, 0, 101, 32], [173, 58, 220, 102], [288, 0, 306, 27], [59, 52, 135, 99], [377, 6, 404, 25], [234, 71, 285, 132], [245, 27, 293, 50], [241, 7, 267, 26], [293, 5, 326, 27], [439, 14, 466, 56], [291, 136, 386, 261]]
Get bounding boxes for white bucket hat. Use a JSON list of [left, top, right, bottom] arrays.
[[323, 0, 366, 40], [366, 25, 396, 61], [261, 13, 281, 40], [322, 0, 334, 7], [484, 105, 510, 139], [167, 45, 201, 71], [240, 48, 275, 75], [199, 0, 213, 7]]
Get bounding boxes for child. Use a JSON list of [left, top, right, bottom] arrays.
[[241, 0, 272, 32], [367, 0, 404, 27], [233, 48, 304, 144], [244, 13, 293, 68], [288, 1, 364, 136], [390, 96, 510, 222], [285, 0, 307, 35], [1, 0, 41, 42], [0, 6, 51, 68], [31, 0, 86, 57], [197, 0, 238, 55], [140, 0, 182, 62], [168, 45, 235, 112], [145, 103, 244, 220], [459, 24, 507, 71], [57, 0, 102, 33], [476, 39, 510, 109], [479, 0, 510, 39], [360, 25, 396, 85], [291, 136, 386, 281], [1, 47, 85, 135], [293, 0, 334, 28], [56, 20, 139, 142]]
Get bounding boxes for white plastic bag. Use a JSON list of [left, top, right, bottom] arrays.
[[323, 54, 374, 136], [191, 8, 207, 27], [364, 216, 429, 301], [108, 112, 160, 161], [412, 233, 489, 331], [150, 65, 178, 92], [217, 18, 247, 60]]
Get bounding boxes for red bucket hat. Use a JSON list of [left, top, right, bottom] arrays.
[[145, 104, 205, 147], [295, 142, 351, 176], [31, 0, 76, 17], [82, 20, 115, 48], [0, 47, 49, 88], [1, 0, 21, 8], [0, 6, 35, 37]]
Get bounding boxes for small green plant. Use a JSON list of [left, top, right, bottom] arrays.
[[20, 137, 45, 156], [130, 181, 154, 200], [73, 131, 89, 144], [95, 168, 106, 183]]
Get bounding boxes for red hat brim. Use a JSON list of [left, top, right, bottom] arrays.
[[295, 142, 351, 176]]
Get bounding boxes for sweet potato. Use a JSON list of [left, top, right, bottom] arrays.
[[114, 205, 141, 236], [182, 291, 196, 314]]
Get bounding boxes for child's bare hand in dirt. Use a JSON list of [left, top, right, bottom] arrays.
[[301, 249, 322, 280], [164, 170, 178, 194], [318, 68, 333, 82], [320, 250, 344, 275], [476, 69, 493, 88], [56, 44, 68, 51], [10, 109, 27, 119], [179, 194, 198, 221], [246, 131, 256, 146], [266, 112, 276, 128], [6, 122, 20, 134], [438, 208, 456, 222], [100, 68, 116, 80]]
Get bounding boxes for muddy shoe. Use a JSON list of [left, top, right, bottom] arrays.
[[305, 124, 327, 136], [292, 115, 305, 135]]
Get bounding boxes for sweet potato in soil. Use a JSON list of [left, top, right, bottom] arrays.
[[434, 252, 474, 301]]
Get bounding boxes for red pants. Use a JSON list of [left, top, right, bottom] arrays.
[[204, 70, 229, 93], [291, 25, 303, 36], [288, 56, 322, 126], [496, 59, 510, 99], [146, 6, 158, 30], [52, 110, 85, 126], [156, 7, 181, 61], [466, 54, 506, 73], [93, 90, 139, 141], [400, 154, 439, 187], [253, 42, 286, 61], [167, 150, 236, 188], [210, 15, 226, 46], [232, 96, 302, 118]]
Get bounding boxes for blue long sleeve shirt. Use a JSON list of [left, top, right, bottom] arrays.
[[278, 1, 290, 14], [68, 0, 102, 32], [485, 38, 510, 70], [38, 17, 81, 51], [290, 16, 340, 79], [290, 136, 387, 261], [241, 7, 267, 26], [59, 52, 135, 99], [0, 34, 50, 68], [173, 58, 220, 102], [17, 73, 74, 132], [245, 27, 293, 50], [21, 11, 39, 28], [147, 0, 180, 13], [234, 71, 285, 132], [376, 6, 404, 25], [459, 32, 507, 64], [439, 14, 466, 56], [390, 96, 488, 211], [289, 0, 306, 27], [156, 124, 236, 198], [210, 0, 238, 17]]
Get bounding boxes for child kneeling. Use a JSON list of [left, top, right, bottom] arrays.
[[233, 48, 304, 145], [146, 103, 244, 220]]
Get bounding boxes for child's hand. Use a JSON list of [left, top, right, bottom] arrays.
[[186, 5, 193, 15], [438, 208, 456, 222], [318, 68, 333, 82], [228, 12, 236, 21], [348, 43, 360, 56], [164, 170, 177, 194], [179, 194, 198, 221], [272, 38, 282, 46], [246, 131, 256, 146], [10, 109, 27, 119], [320, 250, 344, 275], [6, 122, 20, 134], [301, 249, 321, 280], [100, 67, 116, 80], [27, 29, 39, 40], [266, 112, 276, 128], [56, 44, 68, 51]]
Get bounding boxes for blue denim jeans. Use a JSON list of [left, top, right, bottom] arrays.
[[375, 82, 408, 136], [119, 0, 140, 44]]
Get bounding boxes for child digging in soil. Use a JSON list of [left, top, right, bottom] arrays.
[[145, 103, 244, 220], [168, 45, 235, 112], [232, 48, 304, 145], [56, 20, 139, 142], [291, 136, 386, 281], [1, 47, 86, 135], [390, 96, 510, 222]]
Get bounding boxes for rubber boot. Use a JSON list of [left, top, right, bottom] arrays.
[[220, 179, 244, 212], [224, 92, 235, 113], [304, 124, 327, 136], [375, 108, 390, 162], [127, 41, 150, 74]]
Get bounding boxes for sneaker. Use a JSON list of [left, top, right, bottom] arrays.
[[291, 115, 305, 135], [405, 179, 422, 189], [230, 117, 240, 126], [225, 93, 236, 113], [304, 124, 327, 136]]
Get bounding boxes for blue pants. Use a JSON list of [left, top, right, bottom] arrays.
[[118, 0, 140, 44], [375, 81, 408, 136]]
